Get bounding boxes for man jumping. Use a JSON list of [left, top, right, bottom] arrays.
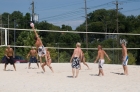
[[30, 23, 48, 72]]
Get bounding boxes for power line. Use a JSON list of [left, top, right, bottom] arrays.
[[122, 7, 140, 13], [39, 9, 83, 21], [36, 0, 94, 12], [39, 1, 114, 21]]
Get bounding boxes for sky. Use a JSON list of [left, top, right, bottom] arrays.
[[0, 0, 140, 30]]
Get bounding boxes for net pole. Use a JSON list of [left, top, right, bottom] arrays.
[[5, 28, 7, 46]]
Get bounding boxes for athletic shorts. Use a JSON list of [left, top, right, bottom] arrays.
[[98, 59, 105, 69], [29, 56, 37, 63], [71, 57, 80, 69], [38, 46, 46, 57], [122, 56, 128, 66], [5, 56, 14, 65]]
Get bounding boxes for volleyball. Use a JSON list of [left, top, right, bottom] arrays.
[[30, 23, 34, 28]]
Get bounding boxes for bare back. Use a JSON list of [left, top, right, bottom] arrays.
[[35, 38, 43, 48], [122, 46, 127, 57], [73, 47, 82, 58], [5, 48, 13, 56], [46, 51, 51, 59]]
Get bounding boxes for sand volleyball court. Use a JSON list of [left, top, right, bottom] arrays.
[[0, 63, 140, 92]]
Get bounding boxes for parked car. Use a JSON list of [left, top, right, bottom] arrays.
[[1, 56, 28, 63]]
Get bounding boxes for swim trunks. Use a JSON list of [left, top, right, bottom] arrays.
[[122, 56, 128, 66], [71, 57, 80, 69], [98, 59, 105, 69], [38, 46, 46, 57], [29, 56, 37, 63], [5, 56, 14, 65]]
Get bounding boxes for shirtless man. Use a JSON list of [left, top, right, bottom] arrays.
[[121, 40, 128, 75], [30, 23, 47, 72], [4, 45, 16, 71], [43, 48, 54, 72], [79, 51, 90, 70], [94, 45, 111, 76], [70, 42, 82, 78], [27, 47, 39, 69]]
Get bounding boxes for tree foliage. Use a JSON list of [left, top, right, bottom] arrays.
[[0, 9, 140, 64]]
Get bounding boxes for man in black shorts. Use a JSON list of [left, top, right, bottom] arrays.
[[4, 45, 16, 71], [70, 42, 82, 78]]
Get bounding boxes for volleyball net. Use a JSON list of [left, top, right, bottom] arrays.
[[0, 27, 140, 64]]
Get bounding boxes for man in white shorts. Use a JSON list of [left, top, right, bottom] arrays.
[[121, 39, 129, 75], [30, 23, 47, 72], [94, 45, 111, 76]]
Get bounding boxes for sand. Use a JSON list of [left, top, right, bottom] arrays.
[[0, 63, 140, 92]]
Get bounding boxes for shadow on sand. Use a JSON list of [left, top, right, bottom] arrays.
[[67, 76, 73, 78], [111, 72, 125, 75], [89, 74, 99, 76], [4, 69, 14, 71]]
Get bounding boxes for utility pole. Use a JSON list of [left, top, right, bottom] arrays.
[[116, 0, 119, 34], [84, 0, 89, 51], [8, 15, 9, 44], [113, 0, 123, 63], [14, 20, 16, 57], [1, 14, 2, 45], [31, 0, 34, 22]]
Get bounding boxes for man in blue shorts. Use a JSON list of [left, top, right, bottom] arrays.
[[27, 47, 39, 69]]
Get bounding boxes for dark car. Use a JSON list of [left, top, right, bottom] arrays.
[[1, 56, 28, 63]]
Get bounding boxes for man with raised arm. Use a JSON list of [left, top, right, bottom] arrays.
[[30, 23, 47, 72], [27, 47, 39, 69], [94, 45, 111, 76], [4, 45, 16, 71], [121, 39, 129, 75], [70, 42, 82, 78]]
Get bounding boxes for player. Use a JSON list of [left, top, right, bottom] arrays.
[[120, 39, 129, 75], [70, 42, 82, 78], [27, 47, 39, 69], [4, 45, 16, 71], [94, 45, 111, 76], [30, 23, 48, 72]]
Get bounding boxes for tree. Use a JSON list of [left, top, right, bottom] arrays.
[[61, 24, 72, 31]]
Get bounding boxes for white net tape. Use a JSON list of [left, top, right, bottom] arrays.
[[0, 27, 140, 50]]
